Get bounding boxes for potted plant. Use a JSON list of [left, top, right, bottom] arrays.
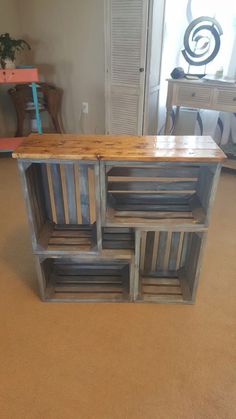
[[0, 33, 31, 69]]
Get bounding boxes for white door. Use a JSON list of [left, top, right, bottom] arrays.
[[143, 0, 166, 134], [105, 0, 149, 134]]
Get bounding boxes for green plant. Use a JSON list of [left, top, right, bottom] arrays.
[[0, 33, 31, 68]]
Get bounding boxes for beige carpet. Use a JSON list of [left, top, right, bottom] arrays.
[[0, 157, 235, 419]]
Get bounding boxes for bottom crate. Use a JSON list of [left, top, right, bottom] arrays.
[[37, 257, 131, 302], [137, 230, 206, 303]]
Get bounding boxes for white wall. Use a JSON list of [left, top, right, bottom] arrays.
[[17, 0, 105, 134], [0, 0, 20, 136]]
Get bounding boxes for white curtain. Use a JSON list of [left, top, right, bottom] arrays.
[[158, 0, 236, 152]]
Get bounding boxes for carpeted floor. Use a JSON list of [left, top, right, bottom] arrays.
[[0, 157, 236, 419]]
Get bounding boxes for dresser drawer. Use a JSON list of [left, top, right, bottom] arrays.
[[214, 89, 236, 109], [174, 85, 212, 107]]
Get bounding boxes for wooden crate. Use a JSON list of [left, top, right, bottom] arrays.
[[36, 256, 132, 302], [20, 161, 101, 255], [136, 230, 206, 303], [102, 163, 220, 227]]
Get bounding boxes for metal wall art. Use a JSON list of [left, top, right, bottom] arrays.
[[182, 16, 223, 66]]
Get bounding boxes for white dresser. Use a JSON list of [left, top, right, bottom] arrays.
[[164, 78, 236, 134]]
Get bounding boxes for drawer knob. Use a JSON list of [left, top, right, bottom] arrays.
[[233, 97, 236, 101], [191, 92, 196, 97]]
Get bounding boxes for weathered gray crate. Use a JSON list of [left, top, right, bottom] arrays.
[[101, 162, 220, 228], [134, 230, 206, 303], [19, 161, 101, 255], [35, 256, 132, 302]]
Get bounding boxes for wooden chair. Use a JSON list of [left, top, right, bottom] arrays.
[[8, 82, 63, 136]]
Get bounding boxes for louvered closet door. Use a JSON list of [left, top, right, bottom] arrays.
[[105, 0, 149, 134]]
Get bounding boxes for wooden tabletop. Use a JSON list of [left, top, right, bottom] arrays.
[[12, 134, 226, 162]]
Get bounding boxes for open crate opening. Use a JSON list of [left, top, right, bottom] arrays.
[[138, 230, 204, 303], [41, 258, 131, 302], [102, 227, 135, 249], [105, 164, 217, 226], [25, 162, 99, 253]]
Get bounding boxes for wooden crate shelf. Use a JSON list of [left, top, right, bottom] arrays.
[[104, 164, 217, 227], [14, 134, 225, 303], [136, 230, 205, 303], [23, 161, 101, 254], [38, 257, 131, 302]]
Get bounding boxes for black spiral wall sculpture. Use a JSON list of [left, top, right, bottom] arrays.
[[182, 16, 223, 66]]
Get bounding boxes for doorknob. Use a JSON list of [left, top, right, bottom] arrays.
[[139, 68, 144, 72]]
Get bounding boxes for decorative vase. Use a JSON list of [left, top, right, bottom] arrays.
[[0, 58, 16, 69]]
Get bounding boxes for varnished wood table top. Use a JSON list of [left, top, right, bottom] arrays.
[[13, 134, 226, 162]]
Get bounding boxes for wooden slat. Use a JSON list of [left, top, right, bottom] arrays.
[[32, 164, 47, 229], [142, 277, 179, 286], [163, 231, 172, 271], [156, 232, 167, 271], [60, 164, 69, 224], [79, 165, 90, 224], [176, 232, 184, 270], [103, 241, 134, 249], [107, 166, 200, 178], [50, 164, 65, 224], [113, 210, 193, 219], [26, 165, 44, 234], [151, 232, 159, 271], [144, 231, 155, 273], [142, 285, 182, 295], [103, 233, 133, 241], [141, 294, 184, 303], [140, 231, 147, 271], [113, 203, 190, 212], [110, 192, 193, 201], [52, 229, 92, 238], [103, 227, 132, 233], [46, 245, 92, 251], [74, 164, 82, 224], [180, 232, 191, 267], [185, 233, 201, 292], [18, 162, 39, 247], [108, 180, 196, 191], [54, 267, 124, 275], [40, 163, 53, 220], [168, 232, 181, 271], [49, 237, 92, 245], [54, 224, 92, 230], [55, 276, 122, 284], [64, 164, 77, 224], [108, 176, 198, 182], [88, 166, 96, 224], [51, 293, 128, 301], [54, 284, 123, 293]]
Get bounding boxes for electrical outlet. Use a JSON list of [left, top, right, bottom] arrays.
[[82, 102, 89, 114]]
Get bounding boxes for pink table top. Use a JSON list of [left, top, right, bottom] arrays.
[[0, 68, 39, 84], [0, 137, 23, 152]]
